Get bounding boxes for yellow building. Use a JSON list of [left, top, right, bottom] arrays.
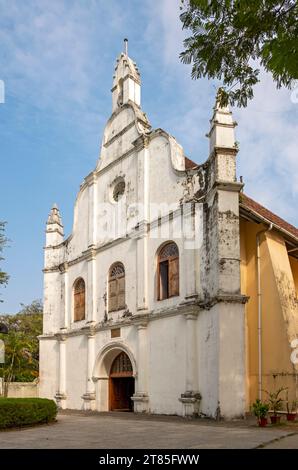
[[240, 194, 298, 409]]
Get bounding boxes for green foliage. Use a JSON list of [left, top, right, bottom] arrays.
[[285, 389, 298, 413], [287, 400, 298, 413], [252, 398, 269, 419], [264, 387, 287, 415], [0, 398, 57, 429], [0, 221, 9, 299], [180, 0, 298, 107], [0, 300, 43, 389]]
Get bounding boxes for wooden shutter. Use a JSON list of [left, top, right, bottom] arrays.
[[169, 257, 179, 297], [74, 292, 79, 320], [79, 289, 85, 320], [74, 278, 85, 321], [109, 279, 118, 312], [109, 263, 125, 312], [117, 275, 125, 309], [158, 242, 179, 300]]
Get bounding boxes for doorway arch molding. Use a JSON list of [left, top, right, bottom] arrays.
[[92, 341, 137, 381]]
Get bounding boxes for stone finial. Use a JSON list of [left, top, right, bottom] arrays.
[[207, 89, 238, 155], [45, 203, 64, 247], [47, 203, 63, 227]]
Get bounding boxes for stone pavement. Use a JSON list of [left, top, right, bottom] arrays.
[[0, 411, 297, 449]]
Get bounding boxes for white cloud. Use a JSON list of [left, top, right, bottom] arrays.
[[1, 0, 297, 225], [145, 0, 298, 225], [234, 70, 298, 223], [0, 0, 127, 138]]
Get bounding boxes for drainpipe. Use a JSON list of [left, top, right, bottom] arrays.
[[256, 223, 273, 400]]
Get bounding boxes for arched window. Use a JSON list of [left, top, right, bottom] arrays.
[[109, 263, 125, 312], [110, 352, 133, 377], [158, 242, 179, 300], [73, 277, 85, 321]]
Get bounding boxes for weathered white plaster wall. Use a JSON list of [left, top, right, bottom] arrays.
[[43, 271, 61, 334], [39, 338, 58, 400], [197, 303, 246, 419], [147, 315, 187, 415], [64, 334, 87, 409]]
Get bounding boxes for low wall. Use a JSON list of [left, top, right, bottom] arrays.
[[0, 380, 39, 398]]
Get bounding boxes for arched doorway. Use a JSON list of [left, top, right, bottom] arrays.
[[109, 351, 135, 411]]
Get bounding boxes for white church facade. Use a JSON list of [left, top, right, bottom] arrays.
[[39, 48, 252, 419]]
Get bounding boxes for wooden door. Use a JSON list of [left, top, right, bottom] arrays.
[[109, 352, 134, 411], [109, 378, 134, 411]]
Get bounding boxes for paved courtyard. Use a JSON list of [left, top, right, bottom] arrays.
[[0, 411, 298, 449]]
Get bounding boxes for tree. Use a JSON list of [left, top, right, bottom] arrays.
[[0, 331, 35, 396], [180, 0, 298, 107], [0, 221, 9, 300], [0, 300, 43, 395]]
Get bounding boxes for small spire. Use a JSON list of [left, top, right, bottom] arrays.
[[124, 38, 128, 56], [206, 90, 237, 155], [111, 42, 141, 112], [47, 203, 63, 227]]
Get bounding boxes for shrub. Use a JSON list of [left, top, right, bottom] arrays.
[[0, 398, 57, 429], [252, 399, 269, 419], [264, 387, 287, 416]]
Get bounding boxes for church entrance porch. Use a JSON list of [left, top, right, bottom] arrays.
[[109, 351, 135, 412], [92, 343, 137, 412]]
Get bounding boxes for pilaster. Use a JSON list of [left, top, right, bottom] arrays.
[[55, 332, 67, 409], [179, 309, 201, 417], [87, 173, 97, 247], [60, 262, 69, 329], [87, 250, 97, 323], [82, 327, 96, 410], [132, 318, 149, 412], [135, 136, 150, 312]]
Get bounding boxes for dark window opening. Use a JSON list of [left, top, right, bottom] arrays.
[[159, 260, 169, 300]]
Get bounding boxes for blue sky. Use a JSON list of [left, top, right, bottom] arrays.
[[0, 0, 297, 314]]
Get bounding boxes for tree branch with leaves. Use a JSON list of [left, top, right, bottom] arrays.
[[180, 0, 298, 107], [0, 300, 42, 396]]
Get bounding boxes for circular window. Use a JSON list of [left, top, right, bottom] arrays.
[[113, 179, 125, 202]]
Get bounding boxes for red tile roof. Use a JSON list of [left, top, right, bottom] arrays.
[[240, 194, 298, 240], [185, 156, 198, 169]]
